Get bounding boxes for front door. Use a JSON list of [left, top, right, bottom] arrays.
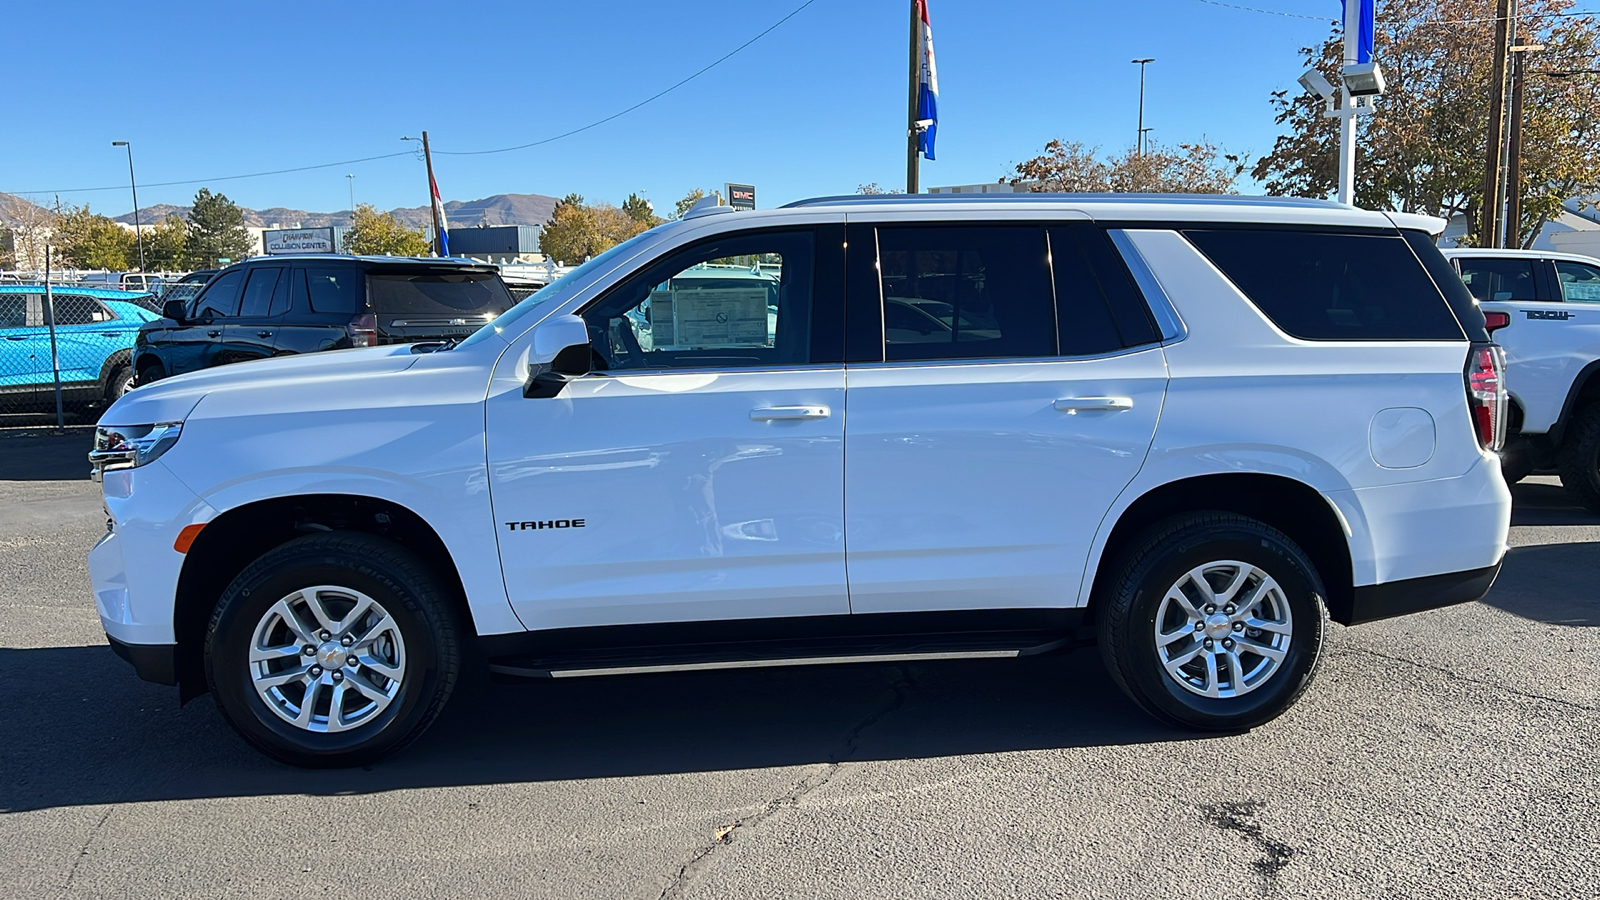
[[843, 222, 1167, 614], [170, 267, 246, 374], [486, 226, 851, 631]]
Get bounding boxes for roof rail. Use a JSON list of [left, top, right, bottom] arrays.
[[779, 193, 1351, 210]]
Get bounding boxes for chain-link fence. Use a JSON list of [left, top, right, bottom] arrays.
[[0, 273, 209, 423]]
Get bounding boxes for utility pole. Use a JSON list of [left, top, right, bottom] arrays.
[[1481, 0, 1513, 247], [906, 0, 921, 194], [1133, 59, 1154, 155], [111, 141, 145, 272], [1506, 40, 1542, 249]]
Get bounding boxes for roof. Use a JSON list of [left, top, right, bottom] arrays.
[[781, 193, 1351, 210], [0, 284, 153, 300], [1443, 247, 1600, 264], [223, 254, 491, 267]]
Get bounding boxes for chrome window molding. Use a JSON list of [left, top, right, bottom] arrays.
[[1108, 229, 1188, 344]]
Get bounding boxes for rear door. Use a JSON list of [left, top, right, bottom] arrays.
[[272, 265, 364, 355], [842, 220, 1168, 614], [366, 267, 515, 343], [218, 266, 286, 366]]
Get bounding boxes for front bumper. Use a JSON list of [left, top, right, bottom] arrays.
[[107, 633, 178, 685], [1335, 562, 1503, 626]]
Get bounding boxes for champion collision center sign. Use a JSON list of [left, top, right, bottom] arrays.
[[263, 227, 338, 255]]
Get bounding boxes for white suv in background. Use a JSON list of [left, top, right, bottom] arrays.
[[88, 195, 1512, 767]]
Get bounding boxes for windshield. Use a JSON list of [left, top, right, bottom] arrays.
[[457, 227, 667, 349]]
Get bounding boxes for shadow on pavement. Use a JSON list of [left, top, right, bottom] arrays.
[[0, 644, 1188, 813], [1483, 541, 1600, 627], [1510, 479, 1600, 527], [0, 426, 95, 481]]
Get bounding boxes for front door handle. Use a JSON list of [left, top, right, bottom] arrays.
[[257, 331, 273, 338], [1054, 396, 1134, 413], [3, 336, 25, 341], [750, 405, 831, 421], [206, 330, 221, 338]]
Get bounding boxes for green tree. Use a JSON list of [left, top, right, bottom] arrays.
[[1007, 139, 1246, 194], [342, 203, 430, 256], [52, 203, 134, 269], [622, 192, 659, 224], [539, 199, 652, 265], [184, 188, 253, 268], [143, 215, 188, 270], [1252, 0, 1600, 246]]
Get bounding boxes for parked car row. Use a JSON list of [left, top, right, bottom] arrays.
[[0, 286, 159, 413], [90, 194, 1513, 767]]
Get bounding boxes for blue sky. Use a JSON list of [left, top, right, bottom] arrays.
[[3, 0, 1340, 217]]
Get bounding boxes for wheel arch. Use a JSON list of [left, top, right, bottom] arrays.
[[172, 493, 475, 701], [97, 348, 132, 396], [1550, 358, 1600, 445], [1084, 473, 1357, 626]]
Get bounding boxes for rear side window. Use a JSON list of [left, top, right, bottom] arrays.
[[876, 225, 1056, 361], [1048, 224, 1157, 354], [367, 271, 514, 316], [1185, 229, 1465, 341], [1456, 257, 1539, 303], [305, 268, 366, 314]]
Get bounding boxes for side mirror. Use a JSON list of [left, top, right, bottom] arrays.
[[524, 314, 593, 398], [161, 299, 187, 322]]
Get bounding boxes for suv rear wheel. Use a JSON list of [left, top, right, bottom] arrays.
[[1556, 403, 1600, 512], [205, 532, 460, 767], [1097, 513, 1326, 732]]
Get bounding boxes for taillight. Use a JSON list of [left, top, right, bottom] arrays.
[[1484, 311, 1511, 334], [346, 314, 377, 348], [1465, 343, 1507, 452]]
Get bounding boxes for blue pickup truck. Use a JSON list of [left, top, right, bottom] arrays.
[[0, 286, 161, 413]]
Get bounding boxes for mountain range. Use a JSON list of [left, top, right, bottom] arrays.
[[0, 192, 559, 230]]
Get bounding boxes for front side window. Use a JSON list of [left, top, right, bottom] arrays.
[[1555, 260, 1600, 302], [194, 270, 244, 320], [876, 226, 1055, 361], [1457, 257, 1539, 303], [1186, 229, 1466, 341], [583, 230, 813, 371]]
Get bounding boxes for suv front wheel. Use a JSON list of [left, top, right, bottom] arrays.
[[205, 533, 460, 767], [1097, 513, 1326, 732]]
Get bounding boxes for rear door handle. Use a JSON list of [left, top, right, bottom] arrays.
[[206, 330, 221, 338], [257, 331, 273, 338], [750, 405, 831, 421], [3, 336, 25, 341], [1054, 396, 1134, 413]]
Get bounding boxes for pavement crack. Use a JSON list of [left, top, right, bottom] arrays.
[[1200, 801, 1295, 894], [59, 807, 113, 898], [655, 667, 915, 900], [1334, 645, 1599, 714]]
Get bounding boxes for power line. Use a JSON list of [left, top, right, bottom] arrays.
[[1190, 0, 1600, 25], [7, 0, 818, 195], [434, 0, 817, 156]]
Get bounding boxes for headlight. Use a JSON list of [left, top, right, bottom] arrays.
[[89, 422, 183, 480]]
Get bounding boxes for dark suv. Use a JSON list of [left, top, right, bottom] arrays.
[[133, 255, 516, 384]]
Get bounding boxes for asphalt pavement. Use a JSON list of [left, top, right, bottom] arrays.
[[0, 430, 1596, 899]]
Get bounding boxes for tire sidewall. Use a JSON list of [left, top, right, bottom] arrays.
[[1118, 526, 1326, 730], [207, 542, 446, 764]]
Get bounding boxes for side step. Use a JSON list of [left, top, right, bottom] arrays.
[[487, 629, 1076, 681]]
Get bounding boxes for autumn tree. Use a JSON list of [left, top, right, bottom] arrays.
[[0, 195, 57, 270], [539, 198, 653, 265], [342, 203, 430, 256], [856, 182, 903, 194], [1253, 0, 1600, 246], [52, 203, 134, 269], [1006, 139, 1247, 193], [143, 214, 188, 270], [185, 188, 253, 267]]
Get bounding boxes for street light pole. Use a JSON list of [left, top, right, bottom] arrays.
[[111, 141, 145, 272], [1132, 59, 1154, 155], [346, 174, 356, 212]]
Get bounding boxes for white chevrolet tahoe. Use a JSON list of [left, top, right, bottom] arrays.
[[1441, 248, 1600, 505], [89, 195, 1513, 767]]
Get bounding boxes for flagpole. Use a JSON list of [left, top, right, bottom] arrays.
[[906, 0, 920, 194], [421, 130, 444, 256]]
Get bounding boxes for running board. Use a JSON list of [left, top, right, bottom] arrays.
[[487, 630, 1075, 681]]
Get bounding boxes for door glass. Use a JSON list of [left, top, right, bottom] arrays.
[[305, 268, 366, 313], [0, 296, 26, 328], [1555, 261, 1600, 302], [194, 270, 244, 320], [1456, 258, 1538, 303], [584, 230, 813, 370], [239, 267, 283, 317], [876, 226, 1055, 361], [45, 296, 108, 326], [1047, 226, 1139, 356]]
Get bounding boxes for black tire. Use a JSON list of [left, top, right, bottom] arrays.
[[1556, 403, 1600, 512], [1096, 512, 1327, 732], [1499, 434, 1536, 485], [104, 364, 133, 404], [135, 361, 165, 387], [205, 532, 460, 767]]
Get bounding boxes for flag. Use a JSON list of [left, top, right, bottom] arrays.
[[1345, 0, 1375, 64], [430, 171, 450, 257], [916, 0, 938, 161]]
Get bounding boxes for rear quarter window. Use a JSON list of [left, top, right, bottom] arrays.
[[1184, 229, 1466, 341]]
